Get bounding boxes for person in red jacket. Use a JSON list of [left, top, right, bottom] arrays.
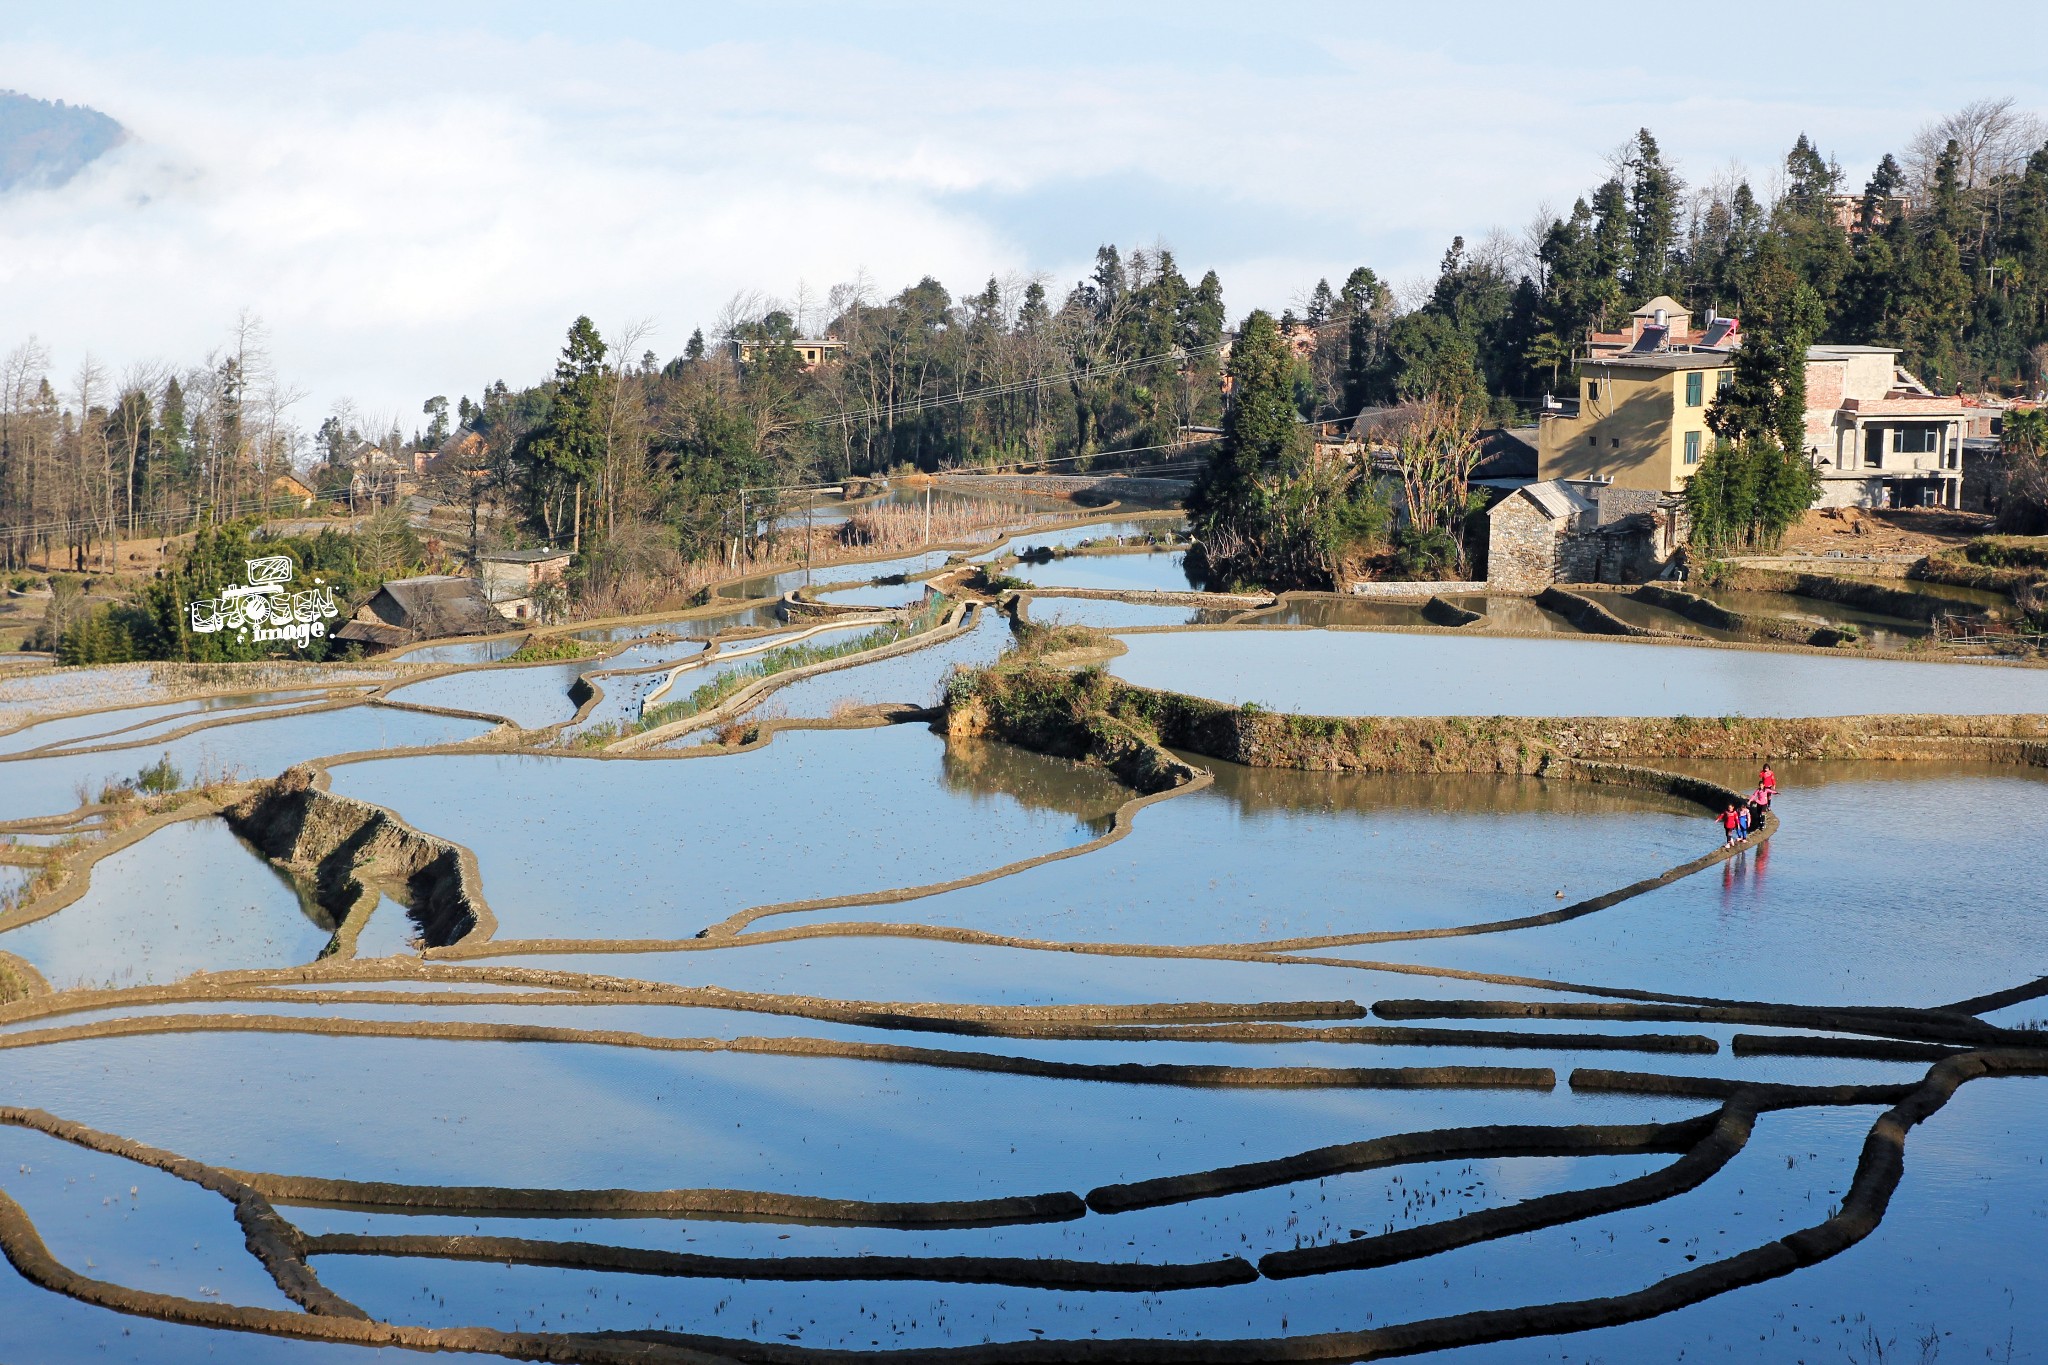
[[1756, 764, 1777, 808], [1719, 803, 1744, 847]]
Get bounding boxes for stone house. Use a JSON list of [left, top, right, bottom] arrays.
[[1485, 479, 1682, 592], [477, 548, 572, 623]]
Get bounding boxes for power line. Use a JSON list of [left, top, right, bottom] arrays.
[[802, 342, 1225, 429], [0, 493, 314, 542]]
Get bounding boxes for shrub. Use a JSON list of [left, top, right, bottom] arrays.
[[504, 635, 593, 663], [134, 754, 183, 796]]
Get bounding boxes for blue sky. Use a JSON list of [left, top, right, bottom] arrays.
[[2, 1, 2046, 426]]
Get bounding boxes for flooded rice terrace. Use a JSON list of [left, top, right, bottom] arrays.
[[0, 512, 2044, 1363]]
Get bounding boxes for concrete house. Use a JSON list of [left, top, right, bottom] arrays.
[[333, 575, 510, 651], [1800, 346, 1963, 508], [1539, 297, 1963, 511], [732, 337, 846, 370], [1537, 350, 1735, 493], [1485, 479, 1681, 592], [478, 548, 572, 623]]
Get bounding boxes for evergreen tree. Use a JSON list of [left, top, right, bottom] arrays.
[[518, 316, 609, 547], [1336, 266, 1387, 417], [1776, 134, 1853, 316], [1187, 311, 1381, 590], [1707, 235, 1823, 456], [1590, 178, 1632, 323], [1884, 141, 1973, 388], [1624, 129, 1681, 301], [1304, 279, 1334, 328]]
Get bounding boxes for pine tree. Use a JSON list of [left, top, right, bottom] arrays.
[[1304, 279, 1334, 328], [1188, 310, 1303, 553], [1776, 135, 1852, 316], [1624, 129, 1681, 301], [518, 317, 609, 549], [1884, 142, 1973, 388], [1708, 235, 1823, 456]]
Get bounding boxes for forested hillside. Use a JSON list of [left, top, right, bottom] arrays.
[[0, 90, 123, 191]]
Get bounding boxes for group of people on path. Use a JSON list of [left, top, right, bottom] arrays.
[[1719, 764, 1776, 847]]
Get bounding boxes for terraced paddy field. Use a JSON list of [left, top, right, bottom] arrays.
[[0, 527, 2044, 1363]]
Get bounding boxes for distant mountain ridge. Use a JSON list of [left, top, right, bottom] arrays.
[[0, 90, 125, 191]]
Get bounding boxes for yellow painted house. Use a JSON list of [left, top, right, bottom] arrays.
[[1536, 351, 1734, 494]]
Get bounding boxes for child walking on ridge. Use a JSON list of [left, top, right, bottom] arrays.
[[1719, 803, 1744, 848]]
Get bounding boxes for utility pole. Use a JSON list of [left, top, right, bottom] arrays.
[[923, 483, 931, 546]]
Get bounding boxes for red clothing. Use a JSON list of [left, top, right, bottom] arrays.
[[1758, 770, 1777, 793], [1719, 810, 1742, 832]]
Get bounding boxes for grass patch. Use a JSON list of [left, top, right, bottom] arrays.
[[504, 635, 595, 663], [579, 595, 952, 746]]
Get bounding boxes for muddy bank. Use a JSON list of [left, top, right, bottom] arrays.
[[946, 656, 2048, 775], [1712, 564, 1984, 621], [1537, 588, 1666, 637], [1631, 584, 1848, 647], [223, 765, 489, 948]]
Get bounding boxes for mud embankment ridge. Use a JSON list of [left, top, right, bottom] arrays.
[[224, 766, 488, 949]]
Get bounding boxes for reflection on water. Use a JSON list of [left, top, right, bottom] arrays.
[[1023, 596, 1210, 628], [0, 705, 497, 823], [722, 550, 954, 600], [396, 636, 527, 665], [766, 758, 1704, 945], [1444, 595, 1580, 634], [755, 611, 1011, 717], [571, 605, 779, 642], [1110, 628, 2048, 717], [814, 581, 930, 608], [1692, 587, 1929, 649], [386, 662, 587, 729], [1392, 761, 2048, 1007], [327, 727, 1128, 938], [1009, 550, 1199, 594], [1593, 593, 1745, 641], [973, 519, 1179, 562], [0, 818, 332, 989], [1249, 597, 1427, 629], [0, 691, 317, 755]]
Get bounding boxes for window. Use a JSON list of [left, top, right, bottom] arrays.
[[1686, 372, 1703, 407], [1898, 426, 1938, 454], [1717, 371, 1734, 395], [1587, 435, 1597, 447], [1610, 438, 1620, 448], [1684, 431, 1702, 465], [1587, 381, 1601, 403]]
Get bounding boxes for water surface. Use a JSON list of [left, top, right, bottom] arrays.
[[1009, 550, 1199, 594], [328, 727, 1130, 939], [1109, 629, 2048, 717], [0, 817, 331, 988], [0, 705, 496, 822]]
